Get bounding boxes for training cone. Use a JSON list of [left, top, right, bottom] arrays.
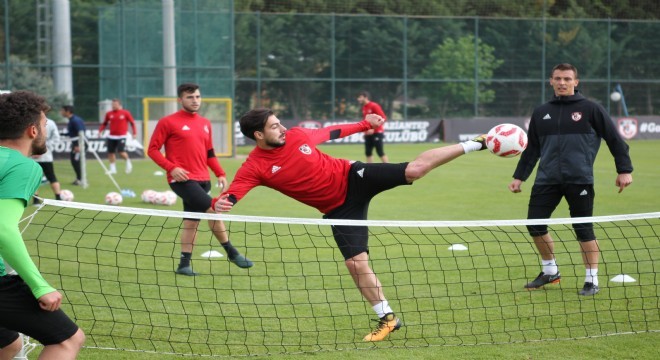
[[200, 250, 224, 258], [610, 274, 636, 283]]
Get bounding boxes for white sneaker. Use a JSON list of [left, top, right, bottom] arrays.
[[108, 164, 117, 174], [125, 162, 133, 174]]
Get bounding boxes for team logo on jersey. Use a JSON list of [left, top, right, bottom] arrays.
[[617, 117, 638, 140], [119, 115, 125, 120], [571, 112, 583, 121], [271, 165, 281, 174], [357, 168, 365, 178], [299, 144, 312, 155], [182, 125, 190, 131], [204, 125, 209, 133]]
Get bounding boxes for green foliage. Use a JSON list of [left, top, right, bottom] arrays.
[[419, 35, 502, 117], [0, 55, 70, 117]]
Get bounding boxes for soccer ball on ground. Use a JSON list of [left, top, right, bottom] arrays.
[[105, 192, 123, 205], [141, 189, 158, 204], [485, 123, 528, 158], [59, 189, 74, 201]]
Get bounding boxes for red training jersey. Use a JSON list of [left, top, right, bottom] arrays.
[[225, 120, 371, 214], [100, 109, 137, 138], [148, 110, 225, 183], [362, 102, 386, 133]]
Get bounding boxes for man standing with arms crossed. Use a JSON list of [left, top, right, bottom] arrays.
[[510, 63, 633, 296], [99, 99, 137, 174], [0, 90, 85, 359], [148, 83, 253, 275], [212, 108, 487, 341], [357, 91, 388, 163]]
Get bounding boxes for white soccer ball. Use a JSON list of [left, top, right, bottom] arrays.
[[610, 91, 622, 102], [164, 190, 177, 206], [60, 189, 74, 201], [154, 191, 170, 205], [105, 192, 123, 205], [486, 123, 528, 158], [141, 189, 158, 204]]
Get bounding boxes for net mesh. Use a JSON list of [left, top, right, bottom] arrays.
[[22, 200, 660, 356]]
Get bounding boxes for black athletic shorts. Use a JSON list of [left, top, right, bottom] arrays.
[[364, 133, 385, 157], [527, 183, 596, 241], [324, 161, 410, 260], [0, 275, 79, 346], [169, 180, 212, 220], [37, 162, 58, 183], [106, 138, 127, 153]]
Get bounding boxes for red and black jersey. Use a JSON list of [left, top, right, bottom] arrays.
[[100, 109, 137, 138], [226, 121, 371, 214], [148, 110, 225, 183], [362, 102, 386, 133]]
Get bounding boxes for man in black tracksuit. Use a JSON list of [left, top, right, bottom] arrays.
[[509, 63, 633, 296]]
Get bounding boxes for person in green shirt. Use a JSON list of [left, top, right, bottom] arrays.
[[0, 91, 85, 359]]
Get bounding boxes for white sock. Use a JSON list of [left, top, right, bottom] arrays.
[[586, 268, 599, 286], [126, 158, 132, 165], [542, 259, 558, 275], [109, 163, 117, 171], [372, 300, 393, 318], [460, 140, 482, 154]]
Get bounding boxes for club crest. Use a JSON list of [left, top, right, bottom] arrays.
[[571, 112, 582, 121], [299, 144, 312, 155], [617, 118, 638, 140]]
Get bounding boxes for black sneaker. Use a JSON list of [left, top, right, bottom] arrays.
[[229, 254, 254, 268], [72, 179, 82, 186], [471, 134, 488, 150], [524, 272, 561, 290], [175, 265, 199, 276], [579, 282, 600, 296]]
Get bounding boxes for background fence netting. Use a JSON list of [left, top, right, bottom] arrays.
[[19, 200, 660, 356]]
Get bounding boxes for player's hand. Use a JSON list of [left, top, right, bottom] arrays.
[[615, 173, 633, 193], [170, 167, 190, 182], [365, 113, 384, 129], [216, 176, 228, 191], [213, 194, 234, 212], [509, 179, 523, 193], [38, 291, 62, 312]]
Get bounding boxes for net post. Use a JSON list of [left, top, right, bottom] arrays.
[[79, 130, 88, 188]]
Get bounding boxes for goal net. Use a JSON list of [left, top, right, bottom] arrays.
[[21, 200, 659, 356], [142, 97, 234, 157]]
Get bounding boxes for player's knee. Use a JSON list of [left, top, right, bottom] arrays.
[[575, 229, 596, 242], [526, 224, 548, 237], [62, 329, 85, 352], [404, 162, 427, 182]]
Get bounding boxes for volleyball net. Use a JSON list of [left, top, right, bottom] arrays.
[[19, 200, 660, 356]]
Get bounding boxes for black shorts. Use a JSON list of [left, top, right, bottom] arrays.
[[364, 133, 385, 157], [169, 180, 212, 220], [527, 183, 595, 241], [107, 138, 127, 153], [324, 161, 410, 260], [0, 275, 79, 346], [38, 162, 58, 183]]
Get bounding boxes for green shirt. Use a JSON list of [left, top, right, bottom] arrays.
[[0, 146, 55, 299]]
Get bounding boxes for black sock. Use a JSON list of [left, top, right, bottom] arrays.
[[55, 194, 61, 200], [179, 252, 192, 268], [222, 241, 240, 260]]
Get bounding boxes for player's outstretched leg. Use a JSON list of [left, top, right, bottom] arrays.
[[404, 135, 487, 182]]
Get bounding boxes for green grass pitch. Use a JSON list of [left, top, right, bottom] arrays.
[[24, 141, 660, 359]]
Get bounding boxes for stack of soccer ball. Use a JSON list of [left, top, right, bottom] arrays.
[[141, 189, 177, 206]]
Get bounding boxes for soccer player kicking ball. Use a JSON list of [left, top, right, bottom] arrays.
[[212, 108, 487, 341]]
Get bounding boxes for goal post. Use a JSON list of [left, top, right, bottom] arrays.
[[142, 97, 234, 158]]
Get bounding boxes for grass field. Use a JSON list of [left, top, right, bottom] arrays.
[[24, 141, 660, 359]]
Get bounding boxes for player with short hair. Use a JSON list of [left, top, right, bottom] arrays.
[[60, 105, 86, 186], [148, 83, 253, 275], [33, 117, 63, 203], [212, 108, 487, 341], [357, 91, 388, 163], [509, 63, 634, 296], [0, 90, 85, 359], [99, 99, 137, 174]]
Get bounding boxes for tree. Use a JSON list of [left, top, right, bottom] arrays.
[[419, 35, 502, 117]]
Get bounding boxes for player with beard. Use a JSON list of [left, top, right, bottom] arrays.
[[148, 83, 252, 275], [212, 108, 488, 342], [0, 90, 85, 359]]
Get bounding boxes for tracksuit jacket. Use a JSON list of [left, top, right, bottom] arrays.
[[513, 91, 633, 185]]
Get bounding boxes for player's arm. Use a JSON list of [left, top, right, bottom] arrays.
[[0, 199, 57, 300], [589, 105, 633, 192], [147, 121, 177, 172], [99, 113, 109, 133], [306, 118, 375, 145], [212, 164, 261, 212], [127, 112, 138, 136]]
